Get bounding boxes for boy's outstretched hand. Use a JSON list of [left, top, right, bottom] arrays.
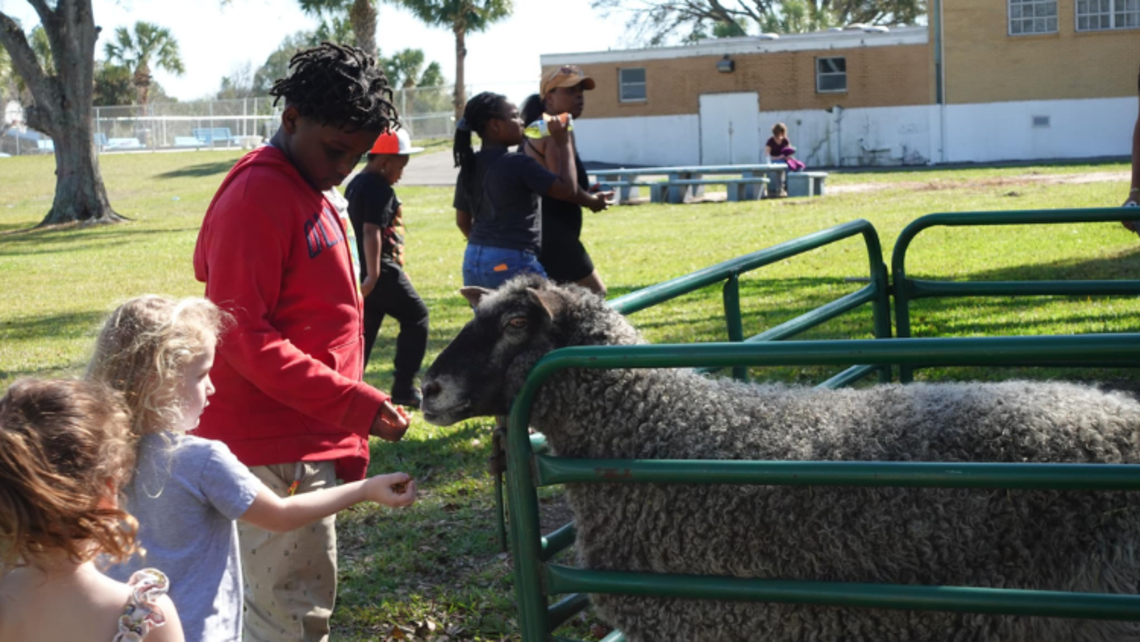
[[370, 401, 410, 441], [364, 472, 417, 508]]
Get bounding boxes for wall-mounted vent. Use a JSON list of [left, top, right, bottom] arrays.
[[1032, 115, 1051, 128]]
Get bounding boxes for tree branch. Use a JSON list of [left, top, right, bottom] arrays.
[[0, 10, 54, 110], [25, 0, 55, 27]]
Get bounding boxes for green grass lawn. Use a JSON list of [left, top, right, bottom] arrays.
[[1, 151, 1137, 640]]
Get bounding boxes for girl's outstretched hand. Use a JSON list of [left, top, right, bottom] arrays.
[[364, 472, 417, 508]]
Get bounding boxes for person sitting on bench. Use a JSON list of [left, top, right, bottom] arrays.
[[766, 123, 805, 173]]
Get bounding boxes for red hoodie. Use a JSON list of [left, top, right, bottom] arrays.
[[192, 145, 388, 481]]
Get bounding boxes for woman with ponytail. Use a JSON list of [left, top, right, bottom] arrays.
[[453, 92, 607, 289]]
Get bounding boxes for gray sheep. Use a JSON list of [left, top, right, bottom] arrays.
[[422, 274, 1140, 642]]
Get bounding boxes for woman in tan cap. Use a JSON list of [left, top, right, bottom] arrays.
[[521, 64, 611, 296]]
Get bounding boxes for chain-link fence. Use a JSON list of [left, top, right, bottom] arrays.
[[2, 85, 464, 156]]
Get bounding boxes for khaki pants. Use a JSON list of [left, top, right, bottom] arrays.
[[240, 461, 338, 642]]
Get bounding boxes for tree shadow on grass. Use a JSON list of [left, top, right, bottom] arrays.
[[156, 160, 237, 179], [0, 360, 89, 386], [904, 245, 1140, 337], [1, 310, 106, 344], [0, 219, 40, 234], [0, 227, 201, 257]]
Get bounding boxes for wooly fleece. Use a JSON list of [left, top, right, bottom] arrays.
[[422, 275, 1140, 642]]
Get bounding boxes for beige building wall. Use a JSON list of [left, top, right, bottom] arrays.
[[944, 0, 1140, 104], [546, 44, 933, 120]]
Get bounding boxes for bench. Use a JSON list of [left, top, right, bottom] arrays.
[[785, 171, 829, 197], [106, 137, 145, 150], [650, 177, 771, 203], [235, 135, 263, 150], [191, 127, 234, 146], [597, 179, 660, 203], [174, 136, 205, 148]]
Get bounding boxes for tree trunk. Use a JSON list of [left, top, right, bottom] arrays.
[[41, 100, 121, 226], [134, 64, 151, 106], [349, 0, 378, 58], [0, 0, 123, 226], [453, 26, 466, 125]]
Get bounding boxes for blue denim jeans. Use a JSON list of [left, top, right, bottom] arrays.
[[462, 244, 547, 290]]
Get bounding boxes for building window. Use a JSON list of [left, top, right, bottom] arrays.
[[816, 57, 847, 93], [1076, 0, 1140, 30], [1009, 0, 1058, 35], [619, 68, 646, 102]]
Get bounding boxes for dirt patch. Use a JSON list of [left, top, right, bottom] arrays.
[[830, 170, 1130, 195], [538, 492, 575, 533]]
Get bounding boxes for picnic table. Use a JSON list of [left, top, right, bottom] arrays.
[[593, 163, 790, 204]]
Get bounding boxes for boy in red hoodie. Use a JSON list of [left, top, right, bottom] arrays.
[[192, 43, 408, 642]]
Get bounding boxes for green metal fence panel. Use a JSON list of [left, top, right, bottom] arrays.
[[505, 335, 1140, 642], [493, 220, 895, 554], [543, 566, 1140, 622], [609, 218, 893, 385], [534, 457, 1140, 490], [891, 208, 1140, 382]]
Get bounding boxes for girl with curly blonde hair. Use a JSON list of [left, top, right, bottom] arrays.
[[89, 295, 416, 642]]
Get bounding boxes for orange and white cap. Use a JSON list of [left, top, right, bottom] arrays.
[[369, 127, 424, 155]]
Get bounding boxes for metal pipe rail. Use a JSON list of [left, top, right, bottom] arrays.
[[505, 334, 1140, 641], [891, 207, 1140, 382], [609, 218, 892, 384], [544, 566, 1140, 622], [492, 220, 895, 553]]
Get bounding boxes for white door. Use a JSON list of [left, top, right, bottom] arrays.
[[699, 92, 760, 165]]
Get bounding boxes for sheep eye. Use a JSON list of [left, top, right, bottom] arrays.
[[508, 317, 528, 329]]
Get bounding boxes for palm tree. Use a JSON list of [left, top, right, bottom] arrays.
[[29, 26, 53, 76], [299, 0, 379, 57], [391, 0, 513, 122], [103, 21, 185, 106], [384, 48, 425, 89]]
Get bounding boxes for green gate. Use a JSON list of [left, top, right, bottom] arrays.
[[608, 218, 893, 386], [496, 208, 1140, 641], [892, 208, 1140, 382], [491, 219, 895, 552], [506, 336, 1140, 642]]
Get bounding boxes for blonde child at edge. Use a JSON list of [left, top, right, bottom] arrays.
[[0, 378, 185, 642], [89, 295, 416, 642]]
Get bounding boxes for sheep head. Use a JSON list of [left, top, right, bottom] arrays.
[[421, 275, 575, 426]]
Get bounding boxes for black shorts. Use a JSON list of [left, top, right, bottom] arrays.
[[540, 238, 595, 283]]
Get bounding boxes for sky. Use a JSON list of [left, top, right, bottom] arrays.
[[0, 0, 636, 104]]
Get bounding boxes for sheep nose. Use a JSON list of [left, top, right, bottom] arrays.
[[422, 380, 442, 398]]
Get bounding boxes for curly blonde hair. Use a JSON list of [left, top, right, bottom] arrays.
[[87, 295, 229, 437], [0, 378, 139, 566]]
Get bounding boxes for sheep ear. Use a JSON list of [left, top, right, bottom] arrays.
[[527, 287, 564, 321], [459, 286, 493, 308]]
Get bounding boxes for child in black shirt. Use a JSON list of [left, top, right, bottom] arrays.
[[452, 91, 606, 290], [346, 128, 428, 407]]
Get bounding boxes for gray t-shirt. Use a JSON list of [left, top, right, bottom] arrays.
[[107, 433, 261, 642]]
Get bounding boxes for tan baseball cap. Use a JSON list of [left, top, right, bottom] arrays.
[[541, 65, 596, 96]]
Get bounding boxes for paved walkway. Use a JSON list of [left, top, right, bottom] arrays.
[[402, 150, 460, 187]]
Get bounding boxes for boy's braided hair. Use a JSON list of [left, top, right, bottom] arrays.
[[270, 42, 398, 132]]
